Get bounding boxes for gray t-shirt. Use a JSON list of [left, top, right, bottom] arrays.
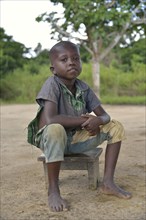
[[36, 75, 100, 116]]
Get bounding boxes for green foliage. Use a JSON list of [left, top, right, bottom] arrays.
[[79, 45, 92, 63], [33, 49, 50, 66], [37, 0, 145, 47], [0, 27, 30, 77], [0, 64, 51, 103], [0, 79, 21, 100], [36, 0, 145, 93], [80, 60, 145, 104], [101, 96, 145, 105], [113, 38, 146, 71], [100, 61, 145, 97], [0, 57, 145, 105], [78, 63, 93, 87]]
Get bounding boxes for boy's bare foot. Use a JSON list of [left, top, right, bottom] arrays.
[[99, 182, 132, 199], [48, 192, 69, 212]]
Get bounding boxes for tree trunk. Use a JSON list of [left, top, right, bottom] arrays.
[[92, 55, 100, 97]]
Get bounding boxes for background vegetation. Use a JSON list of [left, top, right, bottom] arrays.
[[37, 0, 145, 95], [0, 27, 145, 105]]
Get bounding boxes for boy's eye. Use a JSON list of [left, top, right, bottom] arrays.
[[61, 58, 67, 62], [72, 56, 80, 61], [60, 56, 80, 62], [74, 57, 79, 61]]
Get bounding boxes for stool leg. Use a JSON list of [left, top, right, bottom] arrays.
[[43, 161, 48, 189], [87, 158, 100, 190]]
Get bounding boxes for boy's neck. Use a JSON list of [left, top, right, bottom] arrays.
[[55, 75, 76, 95], [60, 78, 76, 88], [66, 84, 76, 95]]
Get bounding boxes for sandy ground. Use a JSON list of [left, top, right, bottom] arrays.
[[1, 104, 146, 220]]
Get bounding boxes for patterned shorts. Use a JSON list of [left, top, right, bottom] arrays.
[[35, 119, 125, 163]]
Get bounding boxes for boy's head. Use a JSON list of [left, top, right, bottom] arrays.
[[49, 41, 82, 80], [49, 41, 80, 63]]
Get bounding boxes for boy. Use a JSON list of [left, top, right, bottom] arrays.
[[27, 41, 132, 212]]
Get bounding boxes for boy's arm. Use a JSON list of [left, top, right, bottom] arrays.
[[82, 105, 110, 127], [93, 105, 111, 125], [81, 105, 111, 136], [39, 100, 87, 129]]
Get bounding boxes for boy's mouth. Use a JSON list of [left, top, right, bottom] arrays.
[[68, 68, 77, 72]]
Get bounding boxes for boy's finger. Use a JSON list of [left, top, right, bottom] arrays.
[[81, 121, 89, 127], [81, 114, 90, 118]]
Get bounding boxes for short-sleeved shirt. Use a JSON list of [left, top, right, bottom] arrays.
[[36, 75, 100, 116], [27, 75, 101, 147]]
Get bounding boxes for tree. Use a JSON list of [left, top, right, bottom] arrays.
[[0, 28, 30, 77], [25, 49, 50, 74], [36, 0, 146, 94], [115, 38, 146, 71]]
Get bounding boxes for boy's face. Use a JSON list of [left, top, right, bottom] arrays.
[[50, 45, 82, 82]]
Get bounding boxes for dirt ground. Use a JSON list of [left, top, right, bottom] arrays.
[[1, 104, 146, 220]]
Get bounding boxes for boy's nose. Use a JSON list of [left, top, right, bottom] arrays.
[[68, 58, 75, 65]]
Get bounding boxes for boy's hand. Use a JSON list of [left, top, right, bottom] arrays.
[[81, 114, 100, 136]]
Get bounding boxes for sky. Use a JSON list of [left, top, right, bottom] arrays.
[[0, 0, 64, 53]]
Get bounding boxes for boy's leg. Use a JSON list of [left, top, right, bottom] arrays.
[[100, 141, 132, 199], [39, 124, 68, 212], [99, 120, 132, 199], [69, 119, 132, 199], [47, 161, 68, 212]]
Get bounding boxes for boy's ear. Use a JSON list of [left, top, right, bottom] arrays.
[[50, 66, 57, 75], [50, 66, 54, 73]]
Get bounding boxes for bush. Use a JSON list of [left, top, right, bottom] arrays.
[[0, 65, 51, 103], [0, 79, 21, 100], [0, 60, 145, 104]]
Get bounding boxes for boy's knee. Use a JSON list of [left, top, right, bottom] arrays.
[[40, 123, 67, 149], [44, 124, 67, 142], [113, 120, 124, 132], [46, 123, 65, 135], [109, 120, 126, 143], [41, 124, 67, 162], [101, 119, 126, 144]]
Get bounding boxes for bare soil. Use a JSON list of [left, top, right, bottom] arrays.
[[1, 104, 146, 220]]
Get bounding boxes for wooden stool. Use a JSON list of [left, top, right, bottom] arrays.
[[37, 147, 103, 190]]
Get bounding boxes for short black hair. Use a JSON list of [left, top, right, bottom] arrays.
[[49, 41, 80, 63]]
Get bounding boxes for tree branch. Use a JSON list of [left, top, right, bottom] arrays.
[[52, 22, 94, 55], [99, 2, 145, 61], [105, 0, 116, 8], [99, 22, 130, 61], [132, 17, 146, 24], [81, 43, 94, 56]]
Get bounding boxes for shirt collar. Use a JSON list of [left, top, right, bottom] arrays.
[[54, 75, 88, 92]]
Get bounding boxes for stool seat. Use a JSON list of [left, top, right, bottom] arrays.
[[38, 147, 103, 190]]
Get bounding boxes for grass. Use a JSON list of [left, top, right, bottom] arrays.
[[101, 95, 145, 105]]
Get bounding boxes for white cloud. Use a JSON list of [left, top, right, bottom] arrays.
[[0, 0, 63, 50]]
